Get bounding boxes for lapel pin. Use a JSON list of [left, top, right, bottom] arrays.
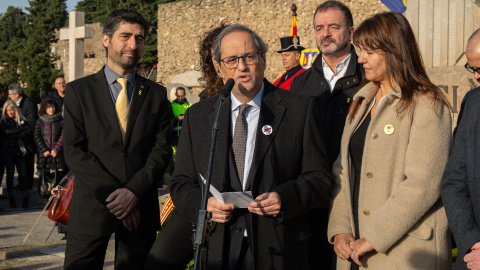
[[139, 90, 142, 95], [262, 125, 273, 135], [347, 98, 350, 103], [384, 124, 395, 135]]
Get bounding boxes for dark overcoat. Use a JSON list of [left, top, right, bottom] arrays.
[[170, 80, 333, 270]]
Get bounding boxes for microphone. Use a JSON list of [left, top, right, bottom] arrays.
[[220, 78, 235, 99]]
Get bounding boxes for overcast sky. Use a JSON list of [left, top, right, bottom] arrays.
[[0, 0, 80, 15]]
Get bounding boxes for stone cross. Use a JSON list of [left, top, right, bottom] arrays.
[[59, 11, 94, 81]]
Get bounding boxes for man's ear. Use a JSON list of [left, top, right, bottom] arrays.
[[102, 34, 110, 48], [213, 59, 224, 79], [295, 52, 302, 61]]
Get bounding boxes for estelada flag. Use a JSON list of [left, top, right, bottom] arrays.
[[381, 0, 407, 13], [290, 15, 297, 36]]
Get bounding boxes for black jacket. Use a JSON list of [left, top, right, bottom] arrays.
[[0, 118, 32, 156], [290, 45, 363, 166]]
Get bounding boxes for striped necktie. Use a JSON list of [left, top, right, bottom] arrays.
[[115, 77, 129, 141]]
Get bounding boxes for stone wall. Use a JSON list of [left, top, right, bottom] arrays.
[[156, 0, 389, 84]]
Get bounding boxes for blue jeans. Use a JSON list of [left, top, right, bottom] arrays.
[[3, 154, 28, 199]]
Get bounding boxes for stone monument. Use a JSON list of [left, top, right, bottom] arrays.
[[59, 11, 94, 81]]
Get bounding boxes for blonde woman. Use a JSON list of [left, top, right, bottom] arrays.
[[328, 12, 452, 269], [0, 100, 32, 208]]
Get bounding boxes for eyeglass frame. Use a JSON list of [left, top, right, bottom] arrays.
[[220, 51, 262, 69], [465, 62, 480, 74]]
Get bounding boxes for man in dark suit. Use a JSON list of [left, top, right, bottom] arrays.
[[63, 9, 172, 269], [442, 28, 480, 270], [170, 24, 333, 270]]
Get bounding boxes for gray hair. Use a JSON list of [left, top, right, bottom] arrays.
[[9, 84, 23, 95], [213, 24, 268, 63]]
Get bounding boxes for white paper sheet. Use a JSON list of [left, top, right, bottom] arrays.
[[200, 174, 254, 208]]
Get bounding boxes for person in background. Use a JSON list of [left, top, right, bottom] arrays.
[[171, 87, 191, 147], [46, 77, 66, 113], [273, 36, 306, 90], [197, 21, 229, 100], [0, 90, 6, 202], [328, 12, 451, 269], [8, 83, 37, 190], [0, 100, 32, 208]]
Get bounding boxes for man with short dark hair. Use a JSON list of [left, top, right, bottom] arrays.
[[273, 36, 306, 90], [171, 87, 191, 146], [170, 24, 333, 270], [63, 9, 172, 269], [289, 1, 363, 268], [46, 77, 66, 112], [8, 83, 38, 190]]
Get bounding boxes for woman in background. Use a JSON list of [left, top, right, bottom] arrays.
[[328, 12, 452, 269], [0, 100, 32, 208]]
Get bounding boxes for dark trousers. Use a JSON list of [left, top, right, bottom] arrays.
[[144, 210, 194, 270], [64, 227, 156, 270], [25, 153, 34, 189], [4, 155, 28, 198]]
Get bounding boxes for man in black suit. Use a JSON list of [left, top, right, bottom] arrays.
[[63, 9, 172, 269], [170, 24, 333, 270]]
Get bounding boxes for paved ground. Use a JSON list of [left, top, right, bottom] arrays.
[[0, 182, 169, 270]]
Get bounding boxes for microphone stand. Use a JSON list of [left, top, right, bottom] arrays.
[[193, 92, 229, 270]]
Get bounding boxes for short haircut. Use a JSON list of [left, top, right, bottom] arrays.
[[313, 1, 354, 28], [103, 9, 149, 38], [9, 84, 23, 95], [39, 99, 60, 116], [7, 83, 20, 91], [176, 87, 186, 96], [213, 24, 268, 63], [54, 77, 65, 85]]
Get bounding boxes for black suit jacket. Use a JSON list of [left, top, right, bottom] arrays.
[[170, 80, 333, 270], [64, 67, 173, 235]]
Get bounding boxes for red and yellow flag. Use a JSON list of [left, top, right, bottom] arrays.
[[290, 15, 297, 36]]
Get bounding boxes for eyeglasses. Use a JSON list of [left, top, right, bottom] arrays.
[[465, 63, 480, 74], [221, 52, 260, 69]]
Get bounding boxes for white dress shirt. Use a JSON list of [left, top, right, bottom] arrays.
[[230, 82, 264, 191], [322, 53, 351, 92]]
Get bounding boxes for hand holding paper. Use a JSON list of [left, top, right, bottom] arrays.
[[200, 174, 254, 208]]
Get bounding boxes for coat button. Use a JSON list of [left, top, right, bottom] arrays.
[[123, 152, 128, 157], [363, 210, 370, 216], [366, 172, 373, 178], [371, 133, 378, 139], [235, 226, 242, 232], [388, 99, 393, 105]]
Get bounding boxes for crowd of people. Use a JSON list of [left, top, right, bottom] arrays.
[[1, 1, 476, 270], [0, 78, 66, 211]]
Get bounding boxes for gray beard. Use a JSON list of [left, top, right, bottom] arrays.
[[319, 39, 349, 56]]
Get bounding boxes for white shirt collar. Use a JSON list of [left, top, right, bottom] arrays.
[[231, 82, 264, 112], [322, 53, 351, 74]]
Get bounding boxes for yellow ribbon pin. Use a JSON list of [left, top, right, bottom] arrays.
[[139, 90, 142, 95]]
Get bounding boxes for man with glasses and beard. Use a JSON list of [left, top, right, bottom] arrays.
[[289, 1, 363, 268], [63, 9, 172, 269]]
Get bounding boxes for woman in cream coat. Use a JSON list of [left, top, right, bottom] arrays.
[[328, 12, 452, 269]]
